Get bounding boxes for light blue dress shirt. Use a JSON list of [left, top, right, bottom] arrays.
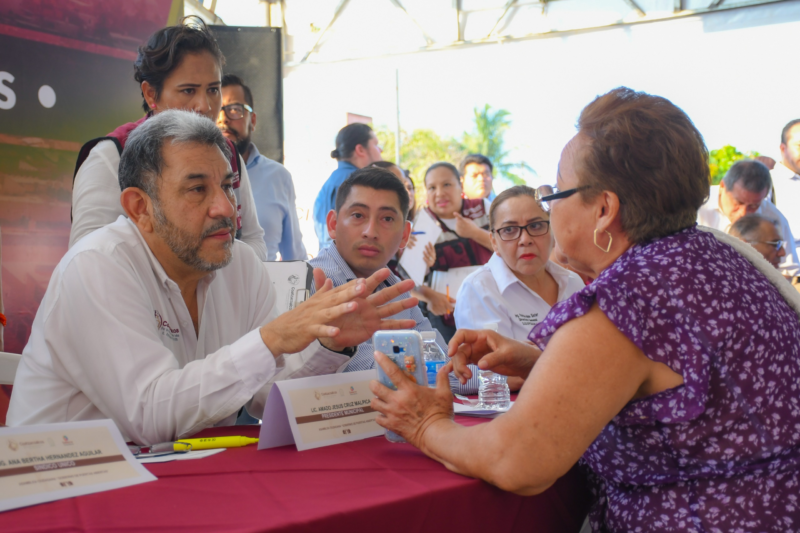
[[309, 245, 479, 394], [312, 161, 358, 251], [245, 143, 307, 261]]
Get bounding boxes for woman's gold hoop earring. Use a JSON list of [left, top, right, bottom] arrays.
[[593, 229, 612, 253]]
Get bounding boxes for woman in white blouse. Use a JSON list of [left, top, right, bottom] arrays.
[[454, 185, 584, 341]]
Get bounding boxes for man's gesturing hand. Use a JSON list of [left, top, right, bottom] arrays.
[[447, 329, 541, 384], [317, 268, 418, 352], [259, 267, 418, 357]]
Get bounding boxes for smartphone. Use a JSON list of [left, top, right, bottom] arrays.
[[373, 330, 428, 443]]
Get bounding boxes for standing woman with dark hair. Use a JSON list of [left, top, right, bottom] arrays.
[[70, 17, 267, 260], [313, 123, 383, 250], [414, 162, 493, 351]]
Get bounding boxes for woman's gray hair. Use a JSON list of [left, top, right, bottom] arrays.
[[118, 109, 231, 197]]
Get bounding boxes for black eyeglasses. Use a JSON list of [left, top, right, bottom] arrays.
[[220, 103, 253, 120], [536, 185, 591, 212], [492, 220, 550, 241], [747, 240, 784, 250]]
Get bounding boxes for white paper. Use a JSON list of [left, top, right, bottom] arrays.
[[137, 448, 225, 464], [453, 401, 514, 418], [263, 260, 312, 315], [258, 370, 383, 451], [0, 420, 155, 513], [398, 210, 442, 286], [431, 265, 482, 298]]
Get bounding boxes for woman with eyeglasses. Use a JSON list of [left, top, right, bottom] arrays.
[[370, 88, 800, 533], [70, 17, 266, 260], [454, 185, 583, 343]]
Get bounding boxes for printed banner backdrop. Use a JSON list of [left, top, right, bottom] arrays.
[[0, 0, 174, 419], [210, 26, 284, 163]]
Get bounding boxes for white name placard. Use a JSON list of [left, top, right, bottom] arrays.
[[258, 370, 383, 451], [0, 419, 156, 512]]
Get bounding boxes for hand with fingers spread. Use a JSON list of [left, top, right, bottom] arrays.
[[259, 267, 363, 356], [316, 267, 419, 352], [447, 329, 541, 385], [370, 350, 453, 448]]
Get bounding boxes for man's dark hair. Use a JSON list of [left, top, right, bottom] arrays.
[[331, 123, 373, 160], [335, 167, 410, 220], [459, 154, 493, 176], [729, 214, 778, 241], [423, 162, 460, 186], [221, 74, 254, 109], [134, 16, 225, 114], [119, 109, 230, 197], [722, 160, 772, 194], [781, 119, 800, 145]]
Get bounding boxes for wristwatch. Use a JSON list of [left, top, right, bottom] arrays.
[[334, 345, 358, 357]]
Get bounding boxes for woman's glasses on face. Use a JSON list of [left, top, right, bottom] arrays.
[[493, 220, 551, 241], [536, 185, 591, 212]]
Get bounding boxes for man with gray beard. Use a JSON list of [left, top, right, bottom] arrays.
[[7, 110, 418, 445]]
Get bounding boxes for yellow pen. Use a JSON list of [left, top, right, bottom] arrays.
[[172, 436, 259, 451]]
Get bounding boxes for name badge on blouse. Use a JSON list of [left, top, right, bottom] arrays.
[[258, 370, 382, 451]]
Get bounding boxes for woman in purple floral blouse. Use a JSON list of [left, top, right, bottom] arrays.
[[369, 87, 800, 532]]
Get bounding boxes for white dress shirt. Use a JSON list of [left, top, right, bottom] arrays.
[[69, 140, 268, 260], [454, 254, 585, 341], [771, 162, 800, 245], [8, 217, 347, 444], [697, 185, 799, 277]]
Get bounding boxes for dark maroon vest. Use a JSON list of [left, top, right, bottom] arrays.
[[72, 116, 243, 234]]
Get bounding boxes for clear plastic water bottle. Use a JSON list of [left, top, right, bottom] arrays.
[[478, 323, 510, 410], [422, 331, 446, 388]]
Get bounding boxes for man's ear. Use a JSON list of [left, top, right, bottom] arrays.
[[141, 81, 157, 110], [249, 111, 257, 132], [719, 181, 727, 194], [121, 187, 155, 234], [326, 209, 338, 241], [398, 220, 412, 249]]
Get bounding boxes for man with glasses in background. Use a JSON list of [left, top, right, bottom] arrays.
[[218, 75, 306, 261], [728, 214, 787, 270], [693, 160, 799, 279]]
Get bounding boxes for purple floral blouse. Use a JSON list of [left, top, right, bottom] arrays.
[[530, 226, 800, 532]]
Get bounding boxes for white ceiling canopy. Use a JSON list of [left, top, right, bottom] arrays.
[[189, 0, 791, 64]]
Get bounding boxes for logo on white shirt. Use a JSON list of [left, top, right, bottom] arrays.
[[514, 312, 539, 327], [154, 310, 180, 341]]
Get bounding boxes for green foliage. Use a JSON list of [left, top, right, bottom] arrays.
[[709, 145, 761, 185], [461, 104, 532, 186], [376, 104, 533, 196]]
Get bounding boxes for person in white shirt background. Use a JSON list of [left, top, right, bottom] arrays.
[[771, 119, 800, 245], [70, 18, 268, 260], [454, 185, 584, 390], [7, 110, 418, 445], [697, 159, 799, 279], [728, 214, 786, 269]]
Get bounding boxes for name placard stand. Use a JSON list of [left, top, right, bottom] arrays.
[[258, 370, 383, 451]]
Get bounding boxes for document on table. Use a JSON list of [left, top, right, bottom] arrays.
[[398, 209, 442, 286], [453, 401, 514, 419], [137, 448, 225, 464], [0, 419, 155, 513]]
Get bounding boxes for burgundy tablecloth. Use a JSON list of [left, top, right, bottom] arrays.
[[4, 416, 590, 532]]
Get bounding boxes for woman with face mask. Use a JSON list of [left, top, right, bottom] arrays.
[[70, 17, 266, 260]]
